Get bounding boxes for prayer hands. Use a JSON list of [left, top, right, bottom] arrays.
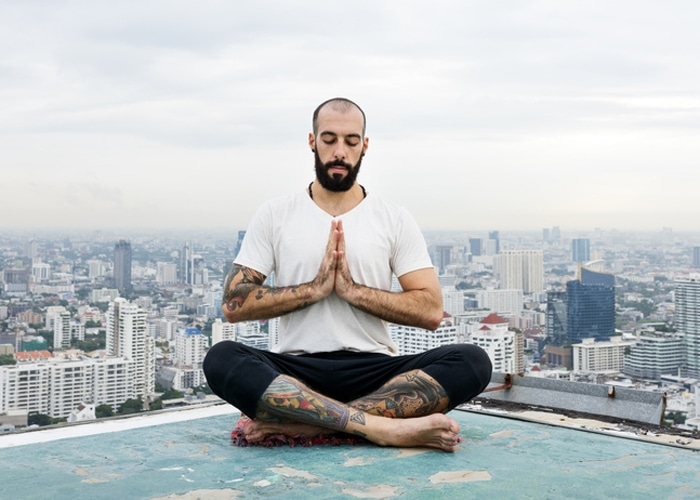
[[314, 219, 356, 301]]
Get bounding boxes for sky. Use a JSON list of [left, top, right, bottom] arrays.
[[1, 1, 699, 233]]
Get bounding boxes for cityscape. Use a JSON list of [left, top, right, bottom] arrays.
[[1, 226, 700, 433]]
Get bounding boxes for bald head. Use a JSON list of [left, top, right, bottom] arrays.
[[312, 97, 366, 136]]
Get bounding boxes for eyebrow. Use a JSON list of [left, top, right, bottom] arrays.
[[319, 131, 363, 141]]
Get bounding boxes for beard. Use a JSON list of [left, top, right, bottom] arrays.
[[314, 150, 363, 192]]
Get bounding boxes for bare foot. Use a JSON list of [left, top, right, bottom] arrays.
[[243, 419, 337, 443], [370, 413, 462, 453]]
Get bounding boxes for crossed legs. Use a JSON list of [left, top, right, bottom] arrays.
[[203, 341, 493, 453], [244, 369, 462, 452]]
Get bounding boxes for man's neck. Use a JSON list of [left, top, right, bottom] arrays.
[[308, 181, 366, 217]]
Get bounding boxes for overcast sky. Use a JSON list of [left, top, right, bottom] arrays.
[[1, 1, 699, 234]]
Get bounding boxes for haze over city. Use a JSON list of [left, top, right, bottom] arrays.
[[2, 1, 699, 232]]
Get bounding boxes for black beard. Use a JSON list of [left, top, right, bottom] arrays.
[[314, 150, 362, 192]]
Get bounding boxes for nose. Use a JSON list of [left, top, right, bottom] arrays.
[[332, 143, 347, 161]]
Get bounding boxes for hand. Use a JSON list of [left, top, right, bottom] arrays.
[[311, 219, 341, 300], [331, 219, 357, 301]]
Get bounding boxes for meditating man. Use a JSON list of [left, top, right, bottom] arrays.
[[203, 97, 492, 452]]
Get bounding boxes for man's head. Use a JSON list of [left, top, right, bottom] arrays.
[[309, 98, 369, 193]]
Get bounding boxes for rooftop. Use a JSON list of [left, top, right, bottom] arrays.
[[2, 400, 700, 499]]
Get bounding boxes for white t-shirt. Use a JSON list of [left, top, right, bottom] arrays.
[[234, 189, 434, 356]]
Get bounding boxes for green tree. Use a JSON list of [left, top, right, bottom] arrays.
[[160, 388, 184, 401], [0, 355, 16, 366], [28, 413, 55, 426], [118, 398, 143, 415], [95, 404, 114, 418]]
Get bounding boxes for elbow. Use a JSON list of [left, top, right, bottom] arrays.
[[221, 304, 241, 324], [423, 310, 444, 331]]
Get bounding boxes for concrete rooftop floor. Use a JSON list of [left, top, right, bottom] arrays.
[[1, 404, 700, 499]]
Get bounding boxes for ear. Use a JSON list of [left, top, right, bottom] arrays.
[[362, 136, 369, 156], [308, 132, 316, 153]]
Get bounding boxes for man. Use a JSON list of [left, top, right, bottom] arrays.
[[203, 97, 492, 453]]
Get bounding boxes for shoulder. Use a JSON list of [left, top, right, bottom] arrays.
[[362, 193, 416, 224]]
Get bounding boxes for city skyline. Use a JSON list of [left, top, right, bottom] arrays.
[[2, 2, 700, 232]]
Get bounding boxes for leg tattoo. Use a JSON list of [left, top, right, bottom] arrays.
[[350, 370, 450, 418], [255, 375, 355, 433]]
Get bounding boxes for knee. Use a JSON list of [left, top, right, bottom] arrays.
[[203, 340, 241, 380], [451, 344, 493, 392]]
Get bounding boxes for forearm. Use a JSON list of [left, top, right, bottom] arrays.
[[221, 263, 328, 323], [222, 282, 320, 323], [344, 285, 443, 331]]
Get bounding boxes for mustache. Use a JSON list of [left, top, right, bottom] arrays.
[[325, 159, 353, 169]]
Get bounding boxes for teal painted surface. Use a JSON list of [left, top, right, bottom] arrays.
[[2, 410, 700, 499]]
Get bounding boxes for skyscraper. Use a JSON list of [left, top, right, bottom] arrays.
[[106, 298, 155, 400], [566, 267, 615, 342], [113, 240, 132, 292], [469, 238, 482, 257], [495, 250, 544, 294], [432, 245, 452, 275], [675, 275, 700, 378], [488, 230, 500, 254], [693, 247, 700, 268], [546, 291, 567, 345], [571, 238, 591, 263]]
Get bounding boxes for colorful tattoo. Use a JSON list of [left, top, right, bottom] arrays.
[[256, 376, 351, 432], [351, 370, 449, 418]]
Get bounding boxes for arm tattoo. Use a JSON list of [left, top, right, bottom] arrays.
[[223, 264, 265, 312]]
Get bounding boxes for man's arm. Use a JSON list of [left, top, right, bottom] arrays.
[[332, 220, 443, 330], [337, 267, 444, 331], [221, 222, 339, 323]]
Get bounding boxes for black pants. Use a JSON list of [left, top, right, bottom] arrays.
[[203, 341, 492, 418]]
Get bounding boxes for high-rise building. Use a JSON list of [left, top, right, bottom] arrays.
[[573, 337, 634, 373], [156, 262, 178, 285], [469, 238, 482, 257], [113, 240, 132, 292], [235, 230, 246, 259], [495, 250, 544, 294], [566, 267, 615, 343], [675, 275, 700, 378], [693, 247, 700, 268], [546, 291, 567, 345], [180, 242, 192, 284], [571, 238, 591, 263], [488, 231, 500, 254], [53, 309, 72, 350], [469, 313, 523, 374], [623, 331, 683, 379], [106, 298, 155, 400], [174, 328, 209, 369], [476, 289, 524, 317], [432, 245, 452, 275]]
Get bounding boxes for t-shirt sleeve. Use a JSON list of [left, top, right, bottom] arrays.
[[391, 207, 434, 278], [234, 203, 276, 277]]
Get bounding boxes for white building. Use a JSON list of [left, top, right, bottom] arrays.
[[0, 352, 134, 418], [573, 336, 636, 374], [174, 328, 209, 368], [495, 250, 544, 294], [390, 321, 459, 356], [91, 288, 119, 303], [156, 262, 178, 285], [53, 310, 72, 350], [624, 331, 683, 379], [469, 313, 523, 374], [211, 318, 237, 345], [476, 289, 524, 317], [235, 321, 269, 350], [106, 298, 156, 400], [442, 289, 465, 316]]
